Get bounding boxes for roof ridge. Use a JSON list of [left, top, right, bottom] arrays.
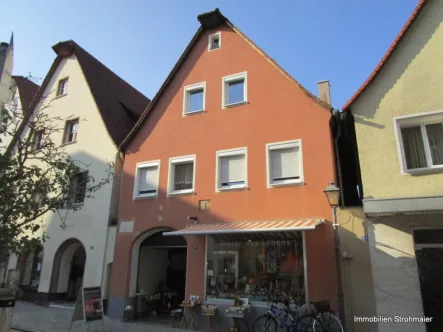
[[343, 0, 428, 110], [54, 40, 149, 104]]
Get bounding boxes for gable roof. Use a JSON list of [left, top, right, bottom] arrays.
[[31, 40, 150, 146], [12, 76, 40, 115], [343, 0, 428, 111], [119, 8, 331, 151]]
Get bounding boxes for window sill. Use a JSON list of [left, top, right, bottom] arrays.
[[54, 94, 67, 100], [403, 166, 443, 175], [217, 186, 247, 192], [268, 181, 304, 188], [183, 109, 205, 116], [208, 47, 220, 52], [134, 194, 158, 200], [61, 141, 77, 147], [61, 202, 84, 210], [223, 101, 247, 109], [167, 189, 194, 197]]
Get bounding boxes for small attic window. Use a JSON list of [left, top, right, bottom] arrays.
[[208, 32, 221, 51]]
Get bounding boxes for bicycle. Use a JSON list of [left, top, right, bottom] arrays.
[[293, 301, 344, 332], [251, 299, 294, 332], [252, 296, 309, 332]]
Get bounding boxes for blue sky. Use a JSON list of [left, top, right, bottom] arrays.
[[1, 0, 418, 109]]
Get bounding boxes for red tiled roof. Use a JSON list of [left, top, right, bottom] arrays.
[[11, 76, 40, 115], [120, 8, 331, 151], [342, 0, 428, 111], [163, 219, 325, 236]]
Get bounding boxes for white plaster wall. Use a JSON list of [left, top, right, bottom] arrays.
[[0, 90, 21, 152], [0, 42, 13, 106], [21, 251, 34, 286], [367, 218, 426, 332], [6, 254, 17, 272], [137, 247, 168, 295], [23, 54, 119, 294]]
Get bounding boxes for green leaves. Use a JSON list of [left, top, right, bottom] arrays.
[[0, 92, 114, 257]]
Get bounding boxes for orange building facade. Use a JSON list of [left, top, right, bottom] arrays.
[[108, 9, 339, 327]]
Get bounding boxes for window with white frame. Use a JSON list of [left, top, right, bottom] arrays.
[[208, 32, 221, 51], [32, 130, 44, 151], [169, 156, 195, 195], [134, 161, 160, 198], [216, 148, 247, 190], [183, 82, 206, 115], [63, 119, 79, 144], [65, 172, 87, 207], [57, 78, 68, 97], [395, 111, 443, 172], [267, 140, 303, 186], [222, 72, 247, 107]]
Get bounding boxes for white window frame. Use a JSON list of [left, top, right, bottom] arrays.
[[266, 139, 304, 188], [215, 147, 248, 191], [167, 155, 196, 196], [208, 32, 221, 51], [222, 72, 247, 108], [56, 77, 68, 97], [63, 118, 79, 144], [32, 130, 44, 151], [393, 109, 443, 175], [133, 160, 160, 199], [183, 82, 206, 116]]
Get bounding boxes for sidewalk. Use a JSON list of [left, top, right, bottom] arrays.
[[12, 301, 191, 332]]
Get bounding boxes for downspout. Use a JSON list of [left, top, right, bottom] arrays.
[[332, 112, 347, 330]]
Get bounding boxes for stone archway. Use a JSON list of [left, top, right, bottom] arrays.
[[129, 228, 189, 296], [129, 228, 187, 317], [49, 238, 86, 302]]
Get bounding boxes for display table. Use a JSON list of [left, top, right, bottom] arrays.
[[179, 303, 200, 331], [201, 305, 218, 332], [226, 306, 250, 332]]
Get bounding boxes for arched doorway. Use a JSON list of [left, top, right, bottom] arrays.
[[130, 229, 187, 318], [49, 239, 86, 302]]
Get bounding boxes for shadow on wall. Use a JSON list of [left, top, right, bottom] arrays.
[[20, 150, 117, 304], [351, 1, 442, 121], [338, 208, 442, 332]]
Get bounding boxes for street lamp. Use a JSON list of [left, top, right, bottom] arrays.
[[323, 181, 340, 228], [323, 181, 340, 207], [323, 181, 345, 328]]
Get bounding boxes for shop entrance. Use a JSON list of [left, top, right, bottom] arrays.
[[135, 231, 187, 320]]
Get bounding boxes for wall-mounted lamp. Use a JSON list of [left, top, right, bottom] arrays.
[[192, 245, 198, 254]]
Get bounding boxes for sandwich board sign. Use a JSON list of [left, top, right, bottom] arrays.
[[69, 286, 104, 331]]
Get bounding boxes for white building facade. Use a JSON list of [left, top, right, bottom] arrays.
[[5, 40, 149, 306]]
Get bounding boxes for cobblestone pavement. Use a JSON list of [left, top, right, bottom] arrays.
[[12, 301, 188, 332]]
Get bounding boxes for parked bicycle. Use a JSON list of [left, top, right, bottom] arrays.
[[252, 296, 344, 332], [294, 301, 344, 332], [252, 298, 298, 332]]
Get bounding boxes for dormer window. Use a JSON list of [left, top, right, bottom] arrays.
[[208, 33, 221, 51]]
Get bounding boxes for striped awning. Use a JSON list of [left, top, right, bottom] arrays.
[[163, 219, 325, 236]]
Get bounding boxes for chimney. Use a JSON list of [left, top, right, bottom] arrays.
[[317, 80, 331, 105]]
